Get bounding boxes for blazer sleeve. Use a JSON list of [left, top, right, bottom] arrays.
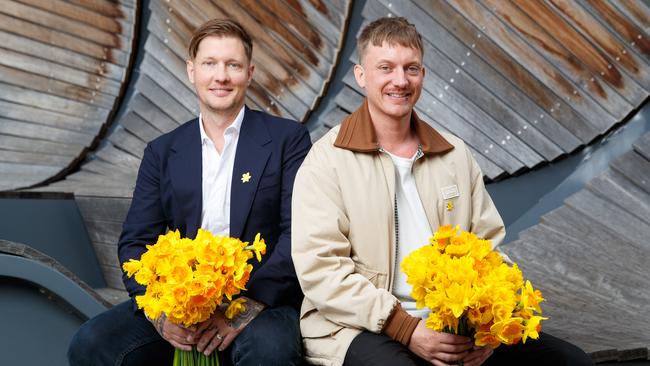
[[244, 125, 312, 308], [118, 143, 169, 305]]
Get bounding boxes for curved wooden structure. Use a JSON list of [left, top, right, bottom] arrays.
[[0, 0, 138, 191], [316, 0, 650, 180]]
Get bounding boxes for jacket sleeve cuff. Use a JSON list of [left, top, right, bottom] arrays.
[[382, 304, 420, 346]]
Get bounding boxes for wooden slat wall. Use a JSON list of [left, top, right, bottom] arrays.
[[315, 0, 650, 181], [38, 0, 352, 198], [0, 0, 137, 191], [501, 131, 650, 361]]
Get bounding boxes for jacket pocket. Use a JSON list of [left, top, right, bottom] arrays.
[[354, 262, 389, 289]]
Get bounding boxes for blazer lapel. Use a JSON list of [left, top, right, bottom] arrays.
[[168, 119, 203, 238], [230, 108, 271, 239]]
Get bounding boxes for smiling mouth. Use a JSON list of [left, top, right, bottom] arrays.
[[210, 88, 233, 96], [386, 92, 411, 100]]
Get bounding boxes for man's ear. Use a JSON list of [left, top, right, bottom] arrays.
[[186, 60, 195, 84], [353, 64, 365, 89], [247, 64, 255, 85]]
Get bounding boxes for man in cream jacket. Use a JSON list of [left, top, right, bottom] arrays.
[[291, 16, 592, 366]]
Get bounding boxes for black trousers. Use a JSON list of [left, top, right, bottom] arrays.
[[343, 331, 593, 366]]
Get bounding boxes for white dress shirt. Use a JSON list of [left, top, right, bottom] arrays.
[[199, 106, 245, 237]]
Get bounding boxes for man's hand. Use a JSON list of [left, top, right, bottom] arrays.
[[193, 297, 265, 356], [148, 313, 197, 351], [408, 320, 474, 365], [459, 345, 493, 366]]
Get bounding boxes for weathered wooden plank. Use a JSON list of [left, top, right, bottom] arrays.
[[0, 162, 61, 176], [94, 144, 142, 171], [101, 264, 125, 290], [475, 0, 633, 119], [129, 93, 179, 134], [633, 131, 650, 159], [251, 0, 338, 54], [230, 0, 333, 74], [583, 0, 650, 63], [382, 0, 598, 146], [508, 0, 647, 106], [84, 219, 123, 247], [518, 224, 650, 307], [333, 85, 363, 114], [0, 47, 122, 96], [139, 53, 199, 116], [0, 83, 110, 120], [610, 0, 650, 37], [0, 64, 116, 109], [322, 106, 350, 129], [0, 30, 126, 82], [17, 0, 131, 35], [82, 159, 138, 181], [75, 196, 131, 223], [283, 0, 344, 43], [0, 135, 82, 156], [588, 171, 650, 226], [91, 241, 120, 268], [0, 149, 71, 166], [541, 205, 650, 275], [37, 181, 134, 198], [2, 0, 130, 50], [120, 112, 163, 144], [565, 189, 650, 249], [0, 13, 129, 66], [67, 0, 135, 22], [0, 100, 101, 134], [547, 0, 650, 91], [441, 0, 616, 131], [107, 128, 147, 160], [133, 74, 195, 124], [0, 118, 94, 146], [610, 149, 650, 194]]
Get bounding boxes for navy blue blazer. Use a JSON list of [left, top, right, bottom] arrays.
[[118, 107, 311, 310]]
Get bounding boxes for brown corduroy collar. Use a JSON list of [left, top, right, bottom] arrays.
[[333, 99, 454, 155]]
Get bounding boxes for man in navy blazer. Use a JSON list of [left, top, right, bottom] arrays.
[[68, 19, 311, 366]]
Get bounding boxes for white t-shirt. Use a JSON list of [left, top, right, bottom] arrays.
[[386, 150, 432, 319]]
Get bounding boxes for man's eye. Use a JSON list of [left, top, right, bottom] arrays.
[[407, 66, 421, 74], [379, 65, 391, 72], [228, 63, 241, 69]]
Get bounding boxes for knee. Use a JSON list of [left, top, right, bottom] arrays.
[[234, 307, 302, 365], [68, 320, 104, 366], [561, 346, 593, 366]]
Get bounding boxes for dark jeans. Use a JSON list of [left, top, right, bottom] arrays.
[[68, 300, 302, 366], [343, 331, 593, 366]]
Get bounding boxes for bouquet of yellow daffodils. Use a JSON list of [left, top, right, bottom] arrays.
[[122, 229, 266, 365], [401, 225, 545, 348]]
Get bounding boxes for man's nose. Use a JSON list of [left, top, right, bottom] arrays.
[[392, 68, 408, 88], [213, 65, 229, 83]]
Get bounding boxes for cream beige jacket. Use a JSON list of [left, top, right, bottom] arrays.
[[291, 101, 505, 365]]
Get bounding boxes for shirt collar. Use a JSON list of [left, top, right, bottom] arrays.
[[333, 98, 454, 155], [199, 105, 246, 145]]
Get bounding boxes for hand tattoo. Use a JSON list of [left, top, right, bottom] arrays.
[[228, 297, 264, 329], [153, 313, 166, 335]]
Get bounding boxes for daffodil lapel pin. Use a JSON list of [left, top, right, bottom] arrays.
[[241, 172, 252, 183]]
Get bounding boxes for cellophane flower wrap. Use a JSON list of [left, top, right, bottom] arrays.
[[122, 229, 266, 365], [401, 225, 546, 348]]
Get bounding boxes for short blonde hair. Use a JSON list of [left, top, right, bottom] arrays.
[[357, 17, 423, 64]]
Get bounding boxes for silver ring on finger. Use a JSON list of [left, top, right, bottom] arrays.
[[215, 333, 223, 341]]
